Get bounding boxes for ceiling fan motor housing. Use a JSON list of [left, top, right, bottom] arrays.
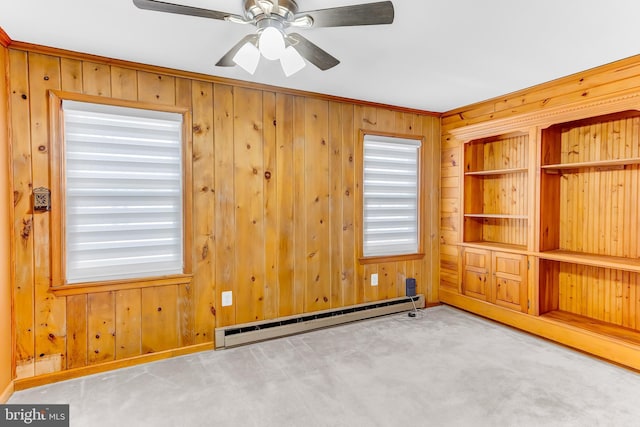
[[244, 0, 299, 22]]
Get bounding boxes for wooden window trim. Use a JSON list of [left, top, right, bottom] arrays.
[[356, 130, 426, 264], [48, 90, 193, 291]]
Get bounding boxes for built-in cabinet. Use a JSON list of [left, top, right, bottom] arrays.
[[462, 248, 527, 312], [461, 132, 531, 313], [451, 97, 640, 369]]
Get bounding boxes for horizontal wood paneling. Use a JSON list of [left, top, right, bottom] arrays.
[[7, 45, 440, 382], [442, 54, 640, 131]]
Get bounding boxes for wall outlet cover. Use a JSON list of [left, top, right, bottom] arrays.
[[371, 273, 378, 286], [222, 291, 233, 307]]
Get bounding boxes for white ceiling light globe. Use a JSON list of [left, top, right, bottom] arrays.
[[259, 26, 285, 60]]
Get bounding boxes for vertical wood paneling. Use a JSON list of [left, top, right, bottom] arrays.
[[304, 98, 330, 312], [141, 286, 178, 353], [87, 292, 115, 364], [29, 53, 66, 376], [65, 295, 87, 369], [110, 66, 137, 100], [341, 103, 357, 306], [137, 71, 175, 105], [9, 49, 35, 379], [263, 92, 279, 319], [556, 116, 640, 257], [192, 80, 215, 341], [178, 283, 194, 347], [329, 101, 344, 308], [234, 87, 265, 324], [276, 94, 295, 317], [115, 289, 141, 359], [9, 46, 440, 381], [426, 115, 442, 302], [0, 44, 12, 390], [292, 96, 306, 315], [556, 264, 640, 331], [213, 84, 236, 327], [81, 62, 111, 97], [60, 58, 82, 92]]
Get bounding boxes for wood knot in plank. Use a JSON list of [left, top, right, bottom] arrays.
[[21, 218, 32, 240]]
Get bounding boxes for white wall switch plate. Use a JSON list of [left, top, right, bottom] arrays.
[[222, 291, 233, 307], [371, 273, 378, 286]]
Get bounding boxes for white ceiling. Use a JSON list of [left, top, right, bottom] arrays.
[[2, 0, 640, 112]]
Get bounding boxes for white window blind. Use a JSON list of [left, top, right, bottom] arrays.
[[363, 135, 421, 257], [62, 100, 184, 284]]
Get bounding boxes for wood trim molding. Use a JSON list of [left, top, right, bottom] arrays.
[[14, 342, 214, 390], [0, 27, 11, 48], [444, 53, 640, 119], [449, 89, 640, 141], [439, 290, 640, 372], [9, 40, 440, 117], [0, 380, 14, 403]]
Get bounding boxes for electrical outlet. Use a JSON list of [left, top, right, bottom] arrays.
[[371, 273, 378, 286], [222, 291, 233, 307]]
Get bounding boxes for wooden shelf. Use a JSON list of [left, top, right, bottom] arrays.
[[538, 250, 640, 273], [464, 167, 527, 176], [464, 213, 528, 220], [542, 157, 640, 171], [460, 241, 529, 254], [541, 310, 640, 347]]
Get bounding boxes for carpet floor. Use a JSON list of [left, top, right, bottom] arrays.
[[8, 305, 640, 426]]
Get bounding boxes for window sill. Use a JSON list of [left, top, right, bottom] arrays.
[[50, 274, 193, 296], [358, 253, 425, 265]]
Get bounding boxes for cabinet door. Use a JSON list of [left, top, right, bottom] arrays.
[[491, 251, 527, 312], [462, 248, 490, 301]]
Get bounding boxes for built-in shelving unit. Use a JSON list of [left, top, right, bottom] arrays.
[[464, 167, 528, 176], [463, 132, 529, 251], [541, 157, 640, 171], [443, 83, 640, 371], [538, 110, 640, 346]]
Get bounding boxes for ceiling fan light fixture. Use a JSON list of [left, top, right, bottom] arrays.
[[259, 26, 286, 60], [280, 46, 306, 76], [233, 42, 261, 74]]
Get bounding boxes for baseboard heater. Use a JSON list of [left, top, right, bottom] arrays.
[[214, 294, 424, 349]]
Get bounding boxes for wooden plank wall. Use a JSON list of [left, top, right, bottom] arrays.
[[0, 41, 14, 401], [439, 54, 640, 292], [556, 263, 639, 330], [8, 46, 440, 380], [557, 117, 640, 257]]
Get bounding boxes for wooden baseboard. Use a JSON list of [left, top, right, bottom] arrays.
[[0, 380, 14, 403], [439, 289, 640, 372], [14, 342, 214, 391]]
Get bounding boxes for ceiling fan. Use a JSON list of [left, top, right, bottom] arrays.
[[133, 0, 395, 76]]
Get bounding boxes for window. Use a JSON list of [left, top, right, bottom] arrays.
[[53, 98, 189, 285], [362, 134, 422, 258]]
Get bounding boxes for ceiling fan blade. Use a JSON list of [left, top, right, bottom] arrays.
[[133, 0, 243, 22], [295, 1, 394, 28], [216, 34, 260, 67], [287, 33, 340, 71]]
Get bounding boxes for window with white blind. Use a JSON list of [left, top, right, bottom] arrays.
[[362, 134, 422, 258], [61, 100, 184, 284]]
